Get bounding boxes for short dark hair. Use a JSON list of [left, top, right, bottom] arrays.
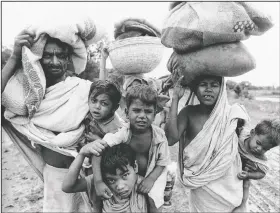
[[45, 35, 73, 56], [101, 144, 136, 178], [255, 119, 280, 147], [88, 80, 121, 109], [125, 84, 157, 110], [189, 75, 223, 91]]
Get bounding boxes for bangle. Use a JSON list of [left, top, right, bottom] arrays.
[[166, 117, 177, 121], [10, 54, 21, 61]]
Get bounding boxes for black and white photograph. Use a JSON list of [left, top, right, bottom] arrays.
[[1, 1, 279, 212]]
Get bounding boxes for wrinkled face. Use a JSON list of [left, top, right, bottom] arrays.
[[88, 93, 114, 121], [41, 42, 70, 79], [127, 99, 155, 132], [248, 133, 273, 156], [195, 77, 221, 106], [104, 165, 137, 199]]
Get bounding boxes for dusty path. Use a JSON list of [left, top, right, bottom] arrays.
[[1, 97, 280, 212]]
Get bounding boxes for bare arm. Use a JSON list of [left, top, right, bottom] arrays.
[[91, 154, 113, 199], [247, 170, 265, 180], [2, 29, 34, 93], [138, 165, 165, 194], [62, 153, 87, 193], [99, 47, 109, 80], [62, 140, 108, 193], [146, 165, 165, 182]]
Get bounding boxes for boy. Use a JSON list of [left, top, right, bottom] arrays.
[[233, 118, 280, 211], [62, 144, 148, 212], [78, 80, 124, 151], [90, 84, 170, 212], [165, 75, 248, 212]]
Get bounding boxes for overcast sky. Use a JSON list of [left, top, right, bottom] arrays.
[[2, 2, 279, 86]]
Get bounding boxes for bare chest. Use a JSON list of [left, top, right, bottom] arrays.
[[129, 133, 152, 176]]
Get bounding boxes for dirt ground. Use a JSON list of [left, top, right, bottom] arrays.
[[1, 95, 280, 212]]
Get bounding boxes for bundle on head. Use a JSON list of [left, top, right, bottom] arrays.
[[114, 18, 161, 40]]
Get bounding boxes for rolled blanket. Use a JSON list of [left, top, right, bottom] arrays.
[[114, 18, 161, 39], [162, 2, 273, 52], [2, 16, 105, 118], [167, 42, 256, 86]]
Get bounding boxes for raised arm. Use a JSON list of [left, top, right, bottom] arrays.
[[2, 30, 34, 93], [91, 155, 113, 199], [99, 46, 109, 80], [164, 79, 188, 146], [62, 153, 87, 193]]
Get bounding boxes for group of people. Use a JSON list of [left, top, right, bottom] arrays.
[[2, 17, 280, 213]]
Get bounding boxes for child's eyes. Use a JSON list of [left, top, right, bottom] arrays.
[[101, 102, 108, 106], [122, 172, 129, 178], [144, 110, 153, 114], [106, 179, 115, 184], [133, 109, 141, 113]]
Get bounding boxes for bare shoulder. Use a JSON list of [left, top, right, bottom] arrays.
[[179, 105, 200, 116]]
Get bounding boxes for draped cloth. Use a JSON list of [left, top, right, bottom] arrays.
[[4, 77, 92, 156], [178, 78, 250, 212]]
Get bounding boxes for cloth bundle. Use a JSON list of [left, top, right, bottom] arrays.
[[167, 42, 256, 85], [162, 2, 273, 85], [2, 16, 105, 118], [162, 2, 273, 53], [114, 18, 161, 40]]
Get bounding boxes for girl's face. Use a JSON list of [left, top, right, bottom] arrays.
[[88, 93, 114, 121], [127, 99, 156, 132], [195, 78, 221, 106]]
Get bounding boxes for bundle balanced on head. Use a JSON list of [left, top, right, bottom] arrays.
[[162, 1, 274, 212]]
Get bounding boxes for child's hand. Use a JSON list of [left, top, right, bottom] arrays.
[[244, 161, 258, 172], [80, 140, 107, 157], [137, 177, 155, 194], [85, 132, 101, 142], [237, 171, 248, 180], [95, 180, 113, 199], [172, 76, 185, 100], [101, 46, 109, 60]]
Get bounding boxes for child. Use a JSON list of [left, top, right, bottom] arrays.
[[77, 80, 124, 153], [165, 74, 249, 212], [233, 118, 280, 211], [91, 84, 171, 212], [62, 143, 148, 212]]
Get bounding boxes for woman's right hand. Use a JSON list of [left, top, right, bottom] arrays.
[[173, 76, 185, 100], [12, 29, 35, 59]]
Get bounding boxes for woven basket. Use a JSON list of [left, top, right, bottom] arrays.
[[108, 37, 164, 74]]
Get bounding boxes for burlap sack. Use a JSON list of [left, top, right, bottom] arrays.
[[162, 2, 273, 53], [167, 42, 256, 85]]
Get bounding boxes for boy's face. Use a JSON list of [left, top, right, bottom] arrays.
[[88, 93, 114, 121], [104, 165, 137, 199], [195, 77, 221, 106], [127, 99, 156, 132], [248, 132, 274, 156]]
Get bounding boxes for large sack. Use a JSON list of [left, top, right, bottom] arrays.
[[167, 42, 255, 85], [162, 2, 273, 53]]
